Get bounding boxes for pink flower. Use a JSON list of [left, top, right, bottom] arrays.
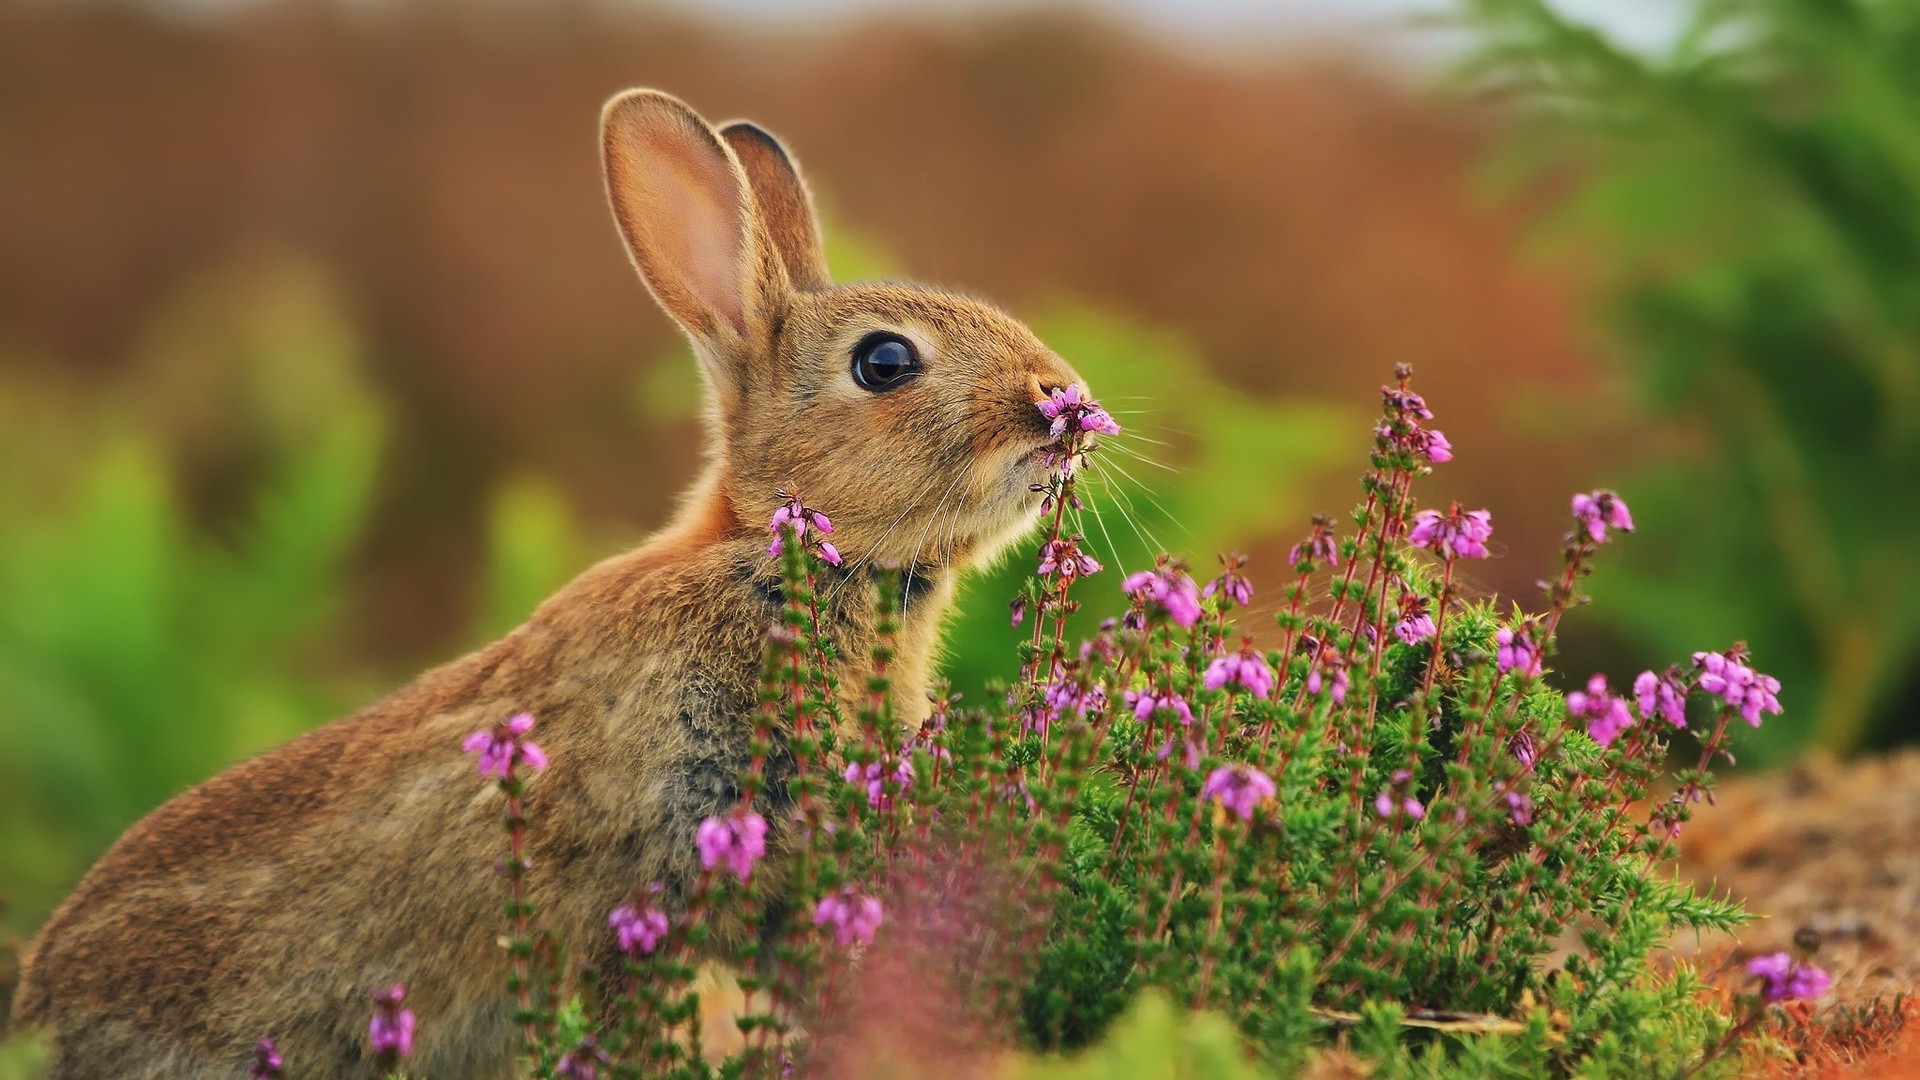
[[368, 983, 414, 1061], [1036, 536, 1102, 580], [1200, 763, 1276, 822], [1746, 952, 1831, 1003], [1373, 792, 1424, 820], [1692, 650, 1783, 726], [1037, 384, 1122, 440], [1414, 428, 1452, 463], [843, 757, 913, 810], [1494, 626, 1542, 678], [1202, 553, 1253, 606], [1287, 517, 1340, 570], [249, 1038, 283, 1080], [1408, 504, 1493, 560], [1382, 385, 1433, 420], [1504, 790, 1533, 826], [695, 810, 769, 882], [1121, 565, 1202, 628], [1203, 641, 1275, 699], [768, 493, 839, 564], [1571, 490, 1634, 544], [462, 711, 547, 780], [1509, 730, 1539, 771], [1044, 673, 1107, 717], [813, 887, 885, 949], [1393, 613, 1436, 645], [609, 897, 670, 956], [1633, 669, 1688, 728], [556, 1035, 610, 1080], [1123, 687, 1194, 726], [1304, 650, 1348, 704], [1569, 674, 1634, 749]]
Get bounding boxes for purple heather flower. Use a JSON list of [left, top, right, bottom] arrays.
[[1408, 505, 1493, 560], [1203, 641, 1275, 699], [1036, 537, 1102, 580], [249, 1037, 283, 1080], [1494, 626, 1543, 678], [695, 810, 769, 882], [609, 899, 670, 956], [462, 711, 547, 780], [1569, 673, 1635, 749], [1287, 518, 1340, 570], [1200, 763, 1277, 822], [1414, 428, 1452, 463], [1382, 385, 1433, 420], [1510, 730, 1539, 771], [843, 757, 913, 810], [368, 984, 414, 1061], [1373, 791, 1395, 818], [1394, 613, 1436, 645], [1304, 651, 1349, 705], [812, 887, 885, 949], [1505, 790, 1533, 827], [1570, 490, 1634, 545], [1121, 565, 1203, 628], [1633, 669, 1688, 729], [1124, 687, 1195, 726], [1693, 651, 1783, 726], [1044, 673, 1107, 718], [768, 495, 840, 565], [1746, 952, 1832, 1003], [1037, 384, 1122, 440], [1202, 553, 1253, 606], [556, 1036, 610, 1080]]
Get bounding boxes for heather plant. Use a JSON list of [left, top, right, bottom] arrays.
[[294, 366, 1816, 1080]]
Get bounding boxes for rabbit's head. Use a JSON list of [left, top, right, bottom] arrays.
[[602, 90, 1084, 574]]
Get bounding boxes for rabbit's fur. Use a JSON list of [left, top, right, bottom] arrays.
[[12, 89, 1082, 1078]]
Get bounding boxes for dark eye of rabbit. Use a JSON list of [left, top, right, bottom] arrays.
[[850, 332, 920, 392]]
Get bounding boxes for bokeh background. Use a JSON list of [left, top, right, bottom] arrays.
[[3, 0, 1917, 958]]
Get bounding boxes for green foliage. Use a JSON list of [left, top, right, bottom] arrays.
[[1003, 994, 1264, 1080], [1456, 0, 1920, 757]]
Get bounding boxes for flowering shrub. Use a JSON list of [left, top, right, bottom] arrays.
[[336, 368, 1818, 1078]]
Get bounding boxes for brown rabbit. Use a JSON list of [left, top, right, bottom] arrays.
[[12, 89, 1085, 1078]]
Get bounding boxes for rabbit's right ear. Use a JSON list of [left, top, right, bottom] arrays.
[[601, 90, 786, 388], [718, 121, 831, 293]]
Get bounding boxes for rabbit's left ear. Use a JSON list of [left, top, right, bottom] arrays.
[[719, 121, 831, 293], [601, 90, 787, 378]]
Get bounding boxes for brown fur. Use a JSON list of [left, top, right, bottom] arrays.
[[12, 89, 1082, 1078]]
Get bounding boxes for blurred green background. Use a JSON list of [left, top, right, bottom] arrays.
[[2, 0, 1917, 964]]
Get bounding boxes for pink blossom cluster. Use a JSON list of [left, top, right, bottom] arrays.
[[368, 983, 414, 1061], [1571, 490, 1634, 544], [1037, 536, 1102, 580], [812, 886, 885, 949], [768, 494, 840, 566], [1494, 626, 1542, 678], [1746, 952, 1831, 1003], [462, 712, 548, 780], [1633, 669, 1688, 729], [1203, 640, 1275, 699], [1121, 564, 1202, 628], [1693, 650, 1783, 726], [1377, 385, 1453, 464], [1202, 553, 1252, 606], [1568, 673, 1634, 749], [695, 809, 769, 883], [609, 894, 670, 956], [1036, 384, 1122, 441], [1200, 763, 1276, 822], [1409, 504, 1493, 560], [844, 756, 913, 810]]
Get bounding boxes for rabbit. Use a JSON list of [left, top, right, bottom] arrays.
[[11, 88, 1086, 1079]]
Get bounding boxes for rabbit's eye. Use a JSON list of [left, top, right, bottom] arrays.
[[850, 332, 921, 392]]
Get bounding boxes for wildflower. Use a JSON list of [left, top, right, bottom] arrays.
[[1203, 553, 1253, 606], [813, 886, 885, 949], [767, 492, 841, 565], [1693, 650, 1783, 726], [1008, 594, 1027, 627], [462, 712, 548, 780], [1415, 428, 1453, 463], [1393, 613, 1436, 645], [249, 1037, 283, 1080], [695, 809, 769, 882], [1200, 763, 1276, 822], [1036, 384, 1122, 440], [1746, 952, 1832, 1003], [1287, 516, 1340, 570], [1494, 625, 1543, 678], [368, 984, 414, 1062], [1121, 564, 1202, 628], [1509, 730, 1539, 771], [843, 757, 913, 810], [1569, 674, 1634, 749], [1203, 640, 1275, 699], [1382, 385, 1433, 420], [1123, 687, 1194, 726], [556, 1035, 610, 1080], [1408, 504, 1493, 560], [1304, 650, 1348, 705], [1374, 792, 1425, 820], [609, 896, 670, 956], [1633, 669, 1688, 729], [1504, 790, 1533, 827], [1044, 672, 1107, 717], [1570, 490, 1634, 544], [1036, 536, 1101, 580]]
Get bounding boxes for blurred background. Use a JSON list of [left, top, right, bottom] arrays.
[[3, 0, 1918, 952]]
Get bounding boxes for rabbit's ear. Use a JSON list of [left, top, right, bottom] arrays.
[[718, 121, 831, 293], [601, 90, 786, 366]]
